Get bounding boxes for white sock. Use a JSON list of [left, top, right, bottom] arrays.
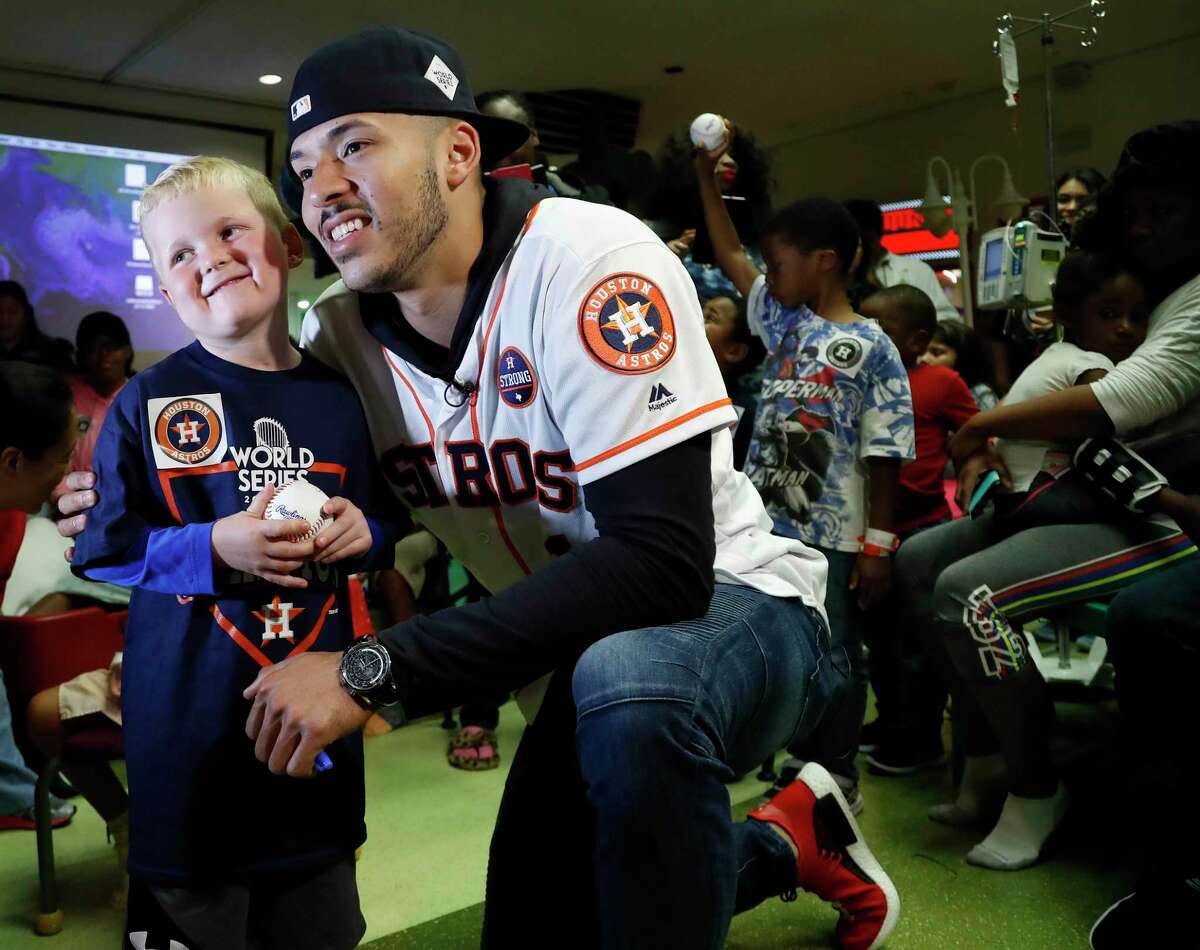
[[966, 783, 1069, 870], [928, 753, 1005, 826]]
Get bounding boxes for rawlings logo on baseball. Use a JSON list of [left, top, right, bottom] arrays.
[[265, 480, 331, 542]]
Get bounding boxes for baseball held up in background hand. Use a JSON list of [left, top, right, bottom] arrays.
[[265, 480, 331, 543], [690, 113, 727, 151]]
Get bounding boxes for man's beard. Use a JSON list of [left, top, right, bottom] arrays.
[[346, 159, 449, 293]]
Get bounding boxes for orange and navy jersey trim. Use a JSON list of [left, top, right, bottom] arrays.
[[575, 398, 732, 474]]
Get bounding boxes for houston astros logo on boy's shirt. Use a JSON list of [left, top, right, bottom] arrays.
[[148, 393, 228, 469], [820, 335, 871, 377], [253, 595, 305, 644], [578, 272, 677, 375]]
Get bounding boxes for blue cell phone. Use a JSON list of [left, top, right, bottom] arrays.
[[968, 470, 1001, 518]]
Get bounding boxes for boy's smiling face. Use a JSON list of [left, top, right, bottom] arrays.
[[142, 185, 301, 346]]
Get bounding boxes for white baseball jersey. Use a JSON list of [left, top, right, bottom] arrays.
[[301, 197, 828, 619]]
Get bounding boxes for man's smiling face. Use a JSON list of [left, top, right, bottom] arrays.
[[289, 112, 450, 293]]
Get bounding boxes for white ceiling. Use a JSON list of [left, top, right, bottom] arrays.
[[2, 0, 1197, 150]]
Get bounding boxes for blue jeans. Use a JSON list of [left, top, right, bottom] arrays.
[[0, 668, 40, 814], [481, 584, 850, 950], [787, 547, 866, 782]]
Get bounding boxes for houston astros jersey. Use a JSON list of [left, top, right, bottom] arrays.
[[72, 343, 394, 883], [302, 194, 828, 618]]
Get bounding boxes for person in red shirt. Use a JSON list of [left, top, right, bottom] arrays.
[[859, 285, 978, 775], [0, 361, 78, 831]]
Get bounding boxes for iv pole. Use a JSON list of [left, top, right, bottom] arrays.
[[993, 1, 1107, 207]]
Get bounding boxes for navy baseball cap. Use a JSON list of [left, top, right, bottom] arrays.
[[281, 27, 529, 211]]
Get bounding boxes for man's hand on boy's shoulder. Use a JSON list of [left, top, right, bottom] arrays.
[[211, 486, 315, 589], [244, 651, 371, 778], [55, 470, 97, 559]]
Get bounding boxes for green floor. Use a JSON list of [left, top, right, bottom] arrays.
[[0, 694, 1144, 949]]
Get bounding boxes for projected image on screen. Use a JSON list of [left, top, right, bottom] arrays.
[[0, 133, 193, 352]]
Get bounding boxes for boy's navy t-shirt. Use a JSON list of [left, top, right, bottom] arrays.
[[73, 341, 396, 885]]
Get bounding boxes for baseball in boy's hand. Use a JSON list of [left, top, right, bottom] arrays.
[[211, 486, 313, 589], [265, 479, 331, 543]]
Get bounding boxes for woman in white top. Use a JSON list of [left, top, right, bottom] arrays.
[[895, 121, 1200, 872]]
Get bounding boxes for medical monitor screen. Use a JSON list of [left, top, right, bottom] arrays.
[[983, 237, 1004, 281]]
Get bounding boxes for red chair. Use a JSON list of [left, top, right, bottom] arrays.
[[0, 607, 125, 936]]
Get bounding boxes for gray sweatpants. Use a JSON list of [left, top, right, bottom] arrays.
[[895, 512, 1195, 683]]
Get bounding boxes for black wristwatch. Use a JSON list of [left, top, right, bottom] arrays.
[[339, 637, 401, 710]]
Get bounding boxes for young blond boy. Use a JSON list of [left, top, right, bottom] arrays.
[[72, 157, 398, 949]]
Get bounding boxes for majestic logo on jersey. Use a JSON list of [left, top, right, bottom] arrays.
[[229, 417, 317, 498], [497, 347, 538, 408], [148, 393, 228, 469], [578, 273, 677, 375], [253, 595, 304, 645], [648, 383, 678, 412]]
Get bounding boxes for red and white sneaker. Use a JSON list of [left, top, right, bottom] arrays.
[[748, 762, 899, 948]]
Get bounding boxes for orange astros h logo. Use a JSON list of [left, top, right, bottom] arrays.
[[578, 272, 677, 375], [154, 398, 223, 466]]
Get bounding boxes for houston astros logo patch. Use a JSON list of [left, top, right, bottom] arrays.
[[578, 273, 677, 375], [497, 347, 538, 408], [826, 338, 863, 370], [148, 393, 228, 469]]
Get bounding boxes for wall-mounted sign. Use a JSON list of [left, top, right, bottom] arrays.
[[879, 198, 960, 263]]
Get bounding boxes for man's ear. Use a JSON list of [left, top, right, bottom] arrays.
[[282, 223, 305, 270], [446, 121, 483, 189]]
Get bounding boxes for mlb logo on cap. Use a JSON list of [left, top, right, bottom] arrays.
[[290, 95, 312, 121]]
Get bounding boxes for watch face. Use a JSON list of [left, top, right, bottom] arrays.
[[344, 643, 387, 692]]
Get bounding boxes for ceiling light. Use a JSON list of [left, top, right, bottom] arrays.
[[259, 74, 283, 86], [297, 299, 310, 310]]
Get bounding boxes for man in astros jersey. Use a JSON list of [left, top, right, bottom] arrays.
[[59, 27, 900, 950]]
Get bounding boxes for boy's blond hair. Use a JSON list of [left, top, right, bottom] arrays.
[[139, 156, 290, 254]]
